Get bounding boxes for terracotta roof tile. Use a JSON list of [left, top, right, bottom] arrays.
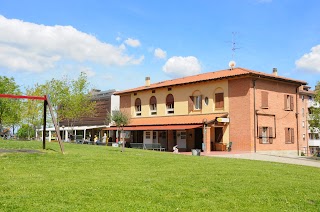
[[124, 113, 228, 126], [115, 67, 307, 95]]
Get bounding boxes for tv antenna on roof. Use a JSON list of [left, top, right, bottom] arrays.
[[228, 32, 240, 69]]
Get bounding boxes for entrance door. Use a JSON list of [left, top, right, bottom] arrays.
[[177, 130, 186, 148], [143, 131, 152, 144], [159, 131, 167, 150], [194, 128, 203, 149], [215, 128, 223, 143], [152, 131, 158, 143]]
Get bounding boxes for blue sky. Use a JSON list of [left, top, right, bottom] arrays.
[[0, 0, 320, 92]]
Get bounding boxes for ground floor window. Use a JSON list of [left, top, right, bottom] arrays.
[[258, 126, 273, 144]]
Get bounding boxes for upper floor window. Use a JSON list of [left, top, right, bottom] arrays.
[[215, 92, 224, 110], [135, 98, 141, 116], [261, 91, 268, 109], [166, 94, 174, 114], [149, 96, 157, 115], [284, 94, 294, 111], [188, 91, 202, 112]]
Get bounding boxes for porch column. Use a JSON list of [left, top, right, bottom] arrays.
[[203, 126, 211, 153], [49, 130, 52, 142]]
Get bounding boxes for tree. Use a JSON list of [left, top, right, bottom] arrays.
[[17, 124, 35, 139], [21, 84, 44, 139], [40, 72, 96, 127], [309, 82, 320, 132], [106, 109, 130, 152], [0, 76, 22, 132]]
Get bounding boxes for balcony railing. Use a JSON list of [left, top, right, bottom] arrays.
[[308, 100, 320, 108]]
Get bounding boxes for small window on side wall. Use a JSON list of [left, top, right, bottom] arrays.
[[284, 95, 294, 111], [285, 128, 294, 144]]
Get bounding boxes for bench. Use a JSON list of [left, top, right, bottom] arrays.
[[130, 143, 144, 149], [143, 143, 166, 151]]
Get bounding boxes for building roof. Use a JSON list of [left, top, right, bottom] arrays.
[[115, 67, 307, 95], [109, 113, 228, 127]]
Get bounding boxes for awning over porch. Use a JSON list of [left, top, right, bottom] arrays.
[[105, 113, 228, 131], [107, 124, 202, 131]]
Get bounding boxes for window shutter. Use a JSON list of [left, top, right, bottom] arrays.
[[291, 128, 294, 144], [188, 96, 194, 112], [166, 94, 174, 105], [269, 127, 273, 144], [258, 127, 263, 144], [215, 93, 224, 109], [199, 95, 202, 109], [290, 95, 294, 111], [135, 98, 141, 106], [150, 96, 157, 105], [284, 95, 287, 110], [285, 128, 289, 143], [261, 91, 268, 108]]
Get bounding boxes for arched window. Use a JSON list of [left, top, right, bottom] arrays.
[[166, 94, 174, 114], [149, 96, 157, 115], [189, 90, 202, 111], [135, 98, 141, 116]]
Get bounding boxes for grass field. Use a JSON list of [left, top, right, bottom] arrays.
[[0, 140, 320, 211]]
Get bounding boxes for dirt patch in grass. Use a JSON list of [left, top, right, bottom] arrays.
[[0, 149, 44, 154]]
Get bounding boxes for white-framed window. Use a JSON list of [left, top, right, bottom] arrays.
[[135, 98, 141, 116], [166, 94, 174, 114], [302, 108, 305, 117], [194, 96, 201, 110], [149, 96, 157, 115]]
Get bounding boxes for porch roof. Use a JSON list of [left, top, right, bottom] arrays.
[[105, 113, 228, 131]]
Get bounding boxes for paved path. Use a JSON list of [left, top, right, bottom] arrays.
[[208, 152, 320, 168]]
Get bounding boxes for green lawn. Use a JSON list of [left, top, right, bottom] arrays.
[[0, 140, 320, 211]]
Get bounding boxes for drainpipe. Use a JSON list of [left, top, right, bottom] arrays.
[[253, 79, 257, 153], [296, 86, 300, 156]]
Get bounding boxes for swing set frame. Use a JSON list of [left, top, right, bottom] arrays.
[[0, 94, 64, 153]]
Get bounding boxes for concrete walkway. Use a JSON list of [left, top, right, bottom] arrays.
[[205, 152, 320, 168]]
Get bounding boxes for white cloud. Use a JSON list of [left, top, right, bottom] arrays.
[[295, 45, 320, 72], [124, 38, 141, 47], [154, 48, 167, 59], [162, 56, 201, 77], [116, 36, 122, 42], [80, 67, 96, 77], [0, 15, 143, 73]]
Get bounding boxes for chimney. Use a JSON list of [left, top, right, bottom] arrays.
[[272, 68, 278, 76], [145, 77, 150, 87]]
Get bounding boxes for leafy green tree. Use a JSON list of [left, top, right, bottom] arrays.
[[0, 76, 22, 132], [40, 72, 95, 127], [17, 124, 35, 139], [309, 82, 320, 132], [106, 109, 130, 152], [21, 84, 45, 139]]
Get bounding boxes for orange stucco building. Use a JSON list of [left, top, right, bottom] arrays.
[[111, 67, 308, 155]]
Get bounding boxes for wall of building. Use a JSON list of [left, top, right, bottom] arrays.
[[129, 79, 229, 117], [229, 77, 253, 151], [254, 79, 299, 152]]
